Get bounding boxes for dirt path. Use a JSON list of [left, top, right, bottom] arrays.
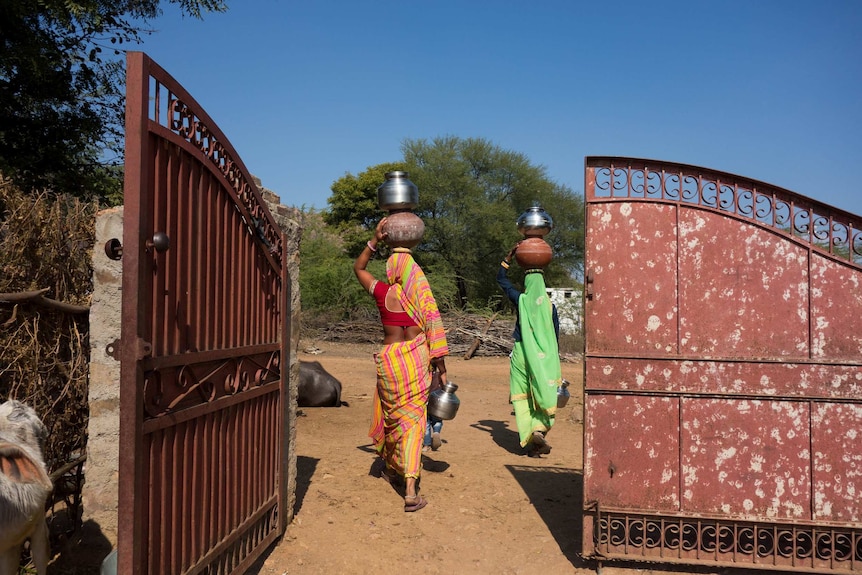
[[250, 341, 708, 575]]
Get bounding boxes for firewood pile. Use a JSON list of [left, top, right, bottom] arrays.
[[310, 308, 583, 362], [315, 310, 515, 358]]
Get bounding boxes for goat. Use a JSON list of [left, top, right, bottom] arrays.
[[0, 400, 52, 575]]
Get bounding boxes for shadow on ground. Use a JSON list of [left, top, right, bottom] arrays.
[[471, 418, 523, 455], [293, 455, 319, 516], [506, 464, 588, 569], [48, 519, 113, 575]]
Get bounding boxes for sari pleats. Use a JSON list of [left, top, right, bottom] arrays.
[[369, 334, 430, 478]]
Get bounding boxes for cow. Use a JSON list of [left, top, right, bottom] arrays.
[[0, 400, 52, 575], [298, 361, 344, 407]]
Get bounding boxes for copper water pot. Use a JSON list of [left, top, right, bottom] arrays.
[[382, 211, 425, 248], [514, 237, 553, 269]]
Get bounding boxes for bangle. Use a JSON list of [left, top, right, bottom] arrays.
[[501, 260, 510, 269], [367, 241, 377, 252]]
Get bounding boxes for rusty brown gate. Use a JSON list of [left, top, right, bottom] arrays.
[[582, 157, 862, 573], [117, 52, 290, 574]]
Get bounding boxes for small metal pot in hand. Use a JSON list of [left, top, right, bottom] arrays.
[[428, 381, 460, 420], [557, 379, 571, 409]]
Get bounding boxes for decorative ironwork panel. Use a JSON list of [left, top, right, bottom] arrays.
[[587, 157, 862, 269], [119, 52, 289, 575], [583, 157, 862, 573], [589, 510, 862, 573]]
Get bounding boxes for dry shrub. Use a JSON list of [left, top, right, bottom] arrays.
[[0, 178, 95, 478]]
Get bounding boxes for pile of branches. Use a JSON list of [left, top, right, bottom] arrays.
[[308, 308, 516, 358], [306, 307, 583, 362], [0, 180, 96, 538]]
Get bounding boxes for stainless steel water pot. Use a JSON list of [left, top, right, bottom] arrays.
[[377, 171, 419, 211], [516, 204, 554, 237], [428, 381, 460, 420]]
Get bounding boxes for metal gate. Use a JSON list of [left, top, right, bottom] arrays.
[[117, 52, 289, 574], [582, 157, 862, 573]]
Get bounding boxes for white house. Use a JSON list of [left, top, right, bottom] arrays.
[[546, 287, 582, 335]]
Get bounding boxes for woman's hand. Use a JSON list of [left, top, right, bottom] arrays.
[[375, 217, 389, 244], [506, 241, 521, 262], [432, 357, 448, 385]]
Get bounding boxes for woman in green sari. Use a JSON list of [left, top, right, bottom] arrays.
[[497, 242, 562, 457]]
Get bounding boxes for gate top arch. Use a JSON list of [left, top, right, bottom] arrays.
[[126, 51, 283, 268], [585, 156, 862, 270]]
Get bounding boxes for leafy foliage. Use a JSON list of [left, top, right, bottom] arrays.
[[322, 136, 585, 310], [0, 0, 226, 203], [299, 209, 377, 315]]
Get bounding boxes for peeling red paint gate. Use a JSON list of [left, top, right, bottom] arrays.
[[582, 157, 862, 573], [118, 52, 290, 574]]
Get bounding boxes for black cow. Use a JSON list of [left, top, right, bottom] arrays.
[[298, 360, 344, 407]]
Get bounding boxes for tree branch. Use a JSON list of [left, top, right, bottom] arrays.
[[0, 289, 90, 314]]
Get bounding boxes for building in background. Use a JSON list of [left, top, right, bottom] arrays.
[[546, 287, 582, 335]]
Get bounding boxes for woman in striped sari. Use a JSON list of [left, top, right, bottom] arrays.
[[353, 217, 449, 512]]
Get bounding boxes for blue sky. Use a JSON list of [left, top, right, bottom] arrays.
[[135, 0, 862, 215]]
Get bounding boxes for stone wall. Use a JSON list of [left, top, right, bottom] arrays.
[[82, 206, 124, 549], [82, 188, 302, 559]]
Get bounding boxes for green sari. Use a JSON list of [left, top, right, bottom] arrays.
[[509, 271, 562, 447]]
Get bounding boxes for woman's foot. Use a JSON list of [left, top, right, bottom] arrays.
[[528, 431, 551, 456], [404, 494, 428, 512]]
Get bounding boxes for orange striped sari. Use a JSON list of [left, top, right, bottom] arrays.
[[370, 334, 430, 478], [369, 249, 449, 479]]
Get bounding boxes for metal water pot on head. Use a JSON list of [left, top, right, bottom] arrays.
[[377, 171, 418, 212], [428, 380, 460, 420], [516, 203, 554, 237]]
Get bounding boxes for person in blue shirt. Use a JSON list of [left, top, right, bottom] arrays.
[[497, 242, 562, 457]]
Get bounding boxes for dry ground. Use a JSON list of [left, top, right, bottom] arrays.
[[250, 340, 727, 575]]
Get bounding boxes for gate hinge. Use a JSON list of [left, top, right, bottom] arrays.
[[105, 337, 153, 361]]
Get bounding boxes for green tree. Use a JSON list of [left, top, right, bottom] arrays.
[[0, 0, 227, 202], [323, 136, 585, 310], [299, 208, 459, 317], [403, 136, 584, 308]]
